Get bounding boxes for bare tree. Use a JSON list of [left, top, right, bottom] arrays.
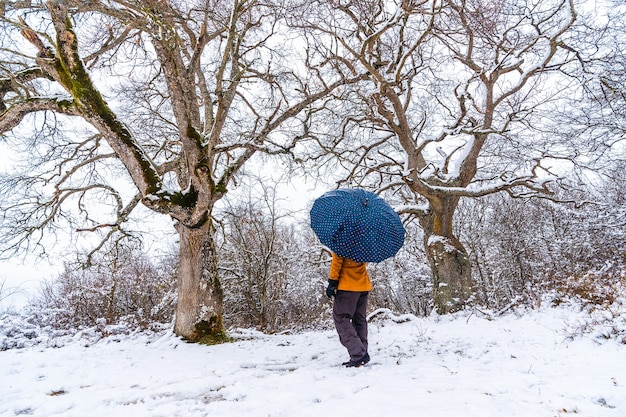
[[218, 180, 328, 331], [0, 1, 364, 340], [219, 182, 289, 330], [289, 0, 624, 313], [34, 242, 177, 329], [0, 277, 25, 313]]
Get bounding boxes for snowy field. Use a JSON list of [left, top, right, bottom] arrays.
[[2, 302, 625, 417]]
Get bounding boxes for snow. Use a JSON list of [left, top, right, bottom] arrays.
[[427, 235, 459, 255], [2, 303, 625, 417]]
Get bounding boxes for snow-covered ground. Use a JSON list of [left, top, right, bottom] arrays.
[[1, 302, 625, 417]]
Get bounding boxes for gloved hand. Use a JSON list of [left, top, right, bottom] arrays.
[[326, 279, 339, 298]]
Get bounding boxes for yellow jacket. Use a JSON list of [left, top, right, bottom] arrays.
[[329, 253, 372, 292]]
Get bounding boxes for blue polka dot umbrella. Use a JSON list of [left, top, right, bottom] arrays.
[[310, 188, 405, 263]]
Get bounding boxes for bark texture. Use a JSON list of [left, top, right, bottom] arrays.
[[175, 222, 226, 342]]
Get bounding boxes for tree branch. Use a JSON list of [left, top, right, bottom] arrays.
[[0, 97, 77, 132]]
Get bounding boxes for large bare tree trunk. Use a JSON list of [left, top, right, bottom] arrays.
[[174, 221, 225, 343], [424, 232, 472, 314], [419, 197, 473, 314]]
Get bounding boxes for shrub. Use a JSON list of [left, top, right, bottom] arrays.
[[30, 244, 177, 330]]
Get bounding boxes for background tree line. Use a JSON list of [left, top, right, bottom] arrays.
[[21, 169, 626, 333]]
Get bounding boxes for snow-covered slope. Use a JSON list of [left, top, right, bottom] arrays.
[[2, 302, 625, 417]]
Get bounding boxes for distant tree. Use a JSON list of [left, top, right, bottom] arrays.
[[288, 0, 626, 313], [218, 180, 329, 331], [0, 1, 364, 340], [367, 223, 433, 317], [454, 159, 626, 310], [34, 242, 177, 329], [0, 278, 24, 313]]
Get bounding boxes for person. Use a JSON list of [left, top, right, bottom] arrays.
[[325, 252, 371, 367]]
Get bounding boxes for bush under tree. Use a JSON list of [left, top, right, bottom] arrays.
[[31, 244, 177, 331]]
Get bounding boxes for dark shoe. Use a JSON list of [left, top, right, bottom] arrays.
[[343, 352, 370, 368]]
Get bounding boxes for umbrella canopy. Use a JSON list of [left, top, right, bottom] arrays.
[[310, 188, 405, 263]]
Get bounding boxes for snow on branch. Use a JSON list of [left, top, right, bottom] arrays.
[[367, 308, 419, 323]]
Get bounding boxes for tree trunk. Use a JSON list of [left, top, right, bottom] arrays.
[[419, 199, 473, 314], [425, 233, 472, 314], [174, 220, 226, 343]]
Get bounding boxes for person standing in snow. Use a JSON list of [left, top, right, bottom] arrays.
[[325, 252, 371, 367]]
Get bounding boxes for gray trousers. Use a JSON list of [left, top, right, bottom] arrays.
[[333, 290, 369, 360]]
